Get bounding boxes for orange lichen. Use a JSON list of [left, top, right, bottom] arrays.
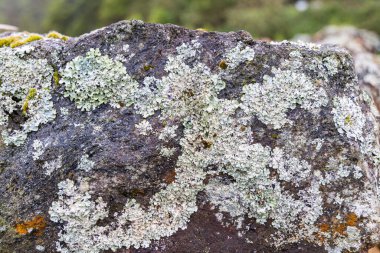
[[345, 212, 358, 226], [316, 233, 325, 244], [15, 215, 46, 236], [369, 246, 380, 253], [334, 223, 347, 235], [316, 213, 359, 241], [319, 223, 330, 232]]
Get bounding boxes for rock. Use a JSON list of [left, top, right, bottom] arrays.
[[0, 20, 379, 253], [0, 24, 18, 33]]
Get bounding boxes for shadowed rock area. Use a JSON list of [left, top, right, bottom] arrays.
[[0, 20, 379, 253]]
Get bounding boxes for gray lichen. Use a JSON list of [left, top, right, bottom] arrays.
[[0, 47, 56, 146], [60, 48, 138, 111], [77, 154, 95, 172], [241, 66, 328, 129], [332, 96, 366, 142]]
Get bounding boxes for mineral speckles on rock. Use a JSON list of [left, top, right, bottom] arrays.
[[0, 20, 380, 253]]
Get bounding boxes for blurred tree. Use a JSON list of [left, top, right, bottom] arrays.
[[43, 0, 103, 36], [0, 0, 49, 32], [99, 0, 152, 25]]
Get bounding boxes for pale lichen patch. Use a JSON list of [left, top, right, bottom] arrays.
[[158, 125, 178, 141], [32, 140, 44, 160], [60, 48, 139, 111], [0, 47, 56, 146], [160, 147, 176, 158], [271, 147, 312, 186], [332, 96, 366, 142], [77, 154, 95, 172], [323, 55, 341, 76], [224, 42, 255, 69], [43, 156, 62, 176], [135, 120, 153, 136], [241, 67, 328, 129]]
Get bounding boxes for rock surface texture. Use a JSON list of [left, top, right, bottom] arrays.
[[0, 21, 380, 253], [299, 26, 380, 114]]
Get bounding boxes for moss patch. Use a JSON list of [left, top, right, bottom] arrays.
[[10, 34, 43, 48]]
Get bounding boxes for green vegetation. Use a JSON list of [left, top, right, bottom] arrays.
[[0, 35, 21, 47], [46, 31, 69, 41], [9, 34, 43, 48], [0, 0, 379, 39]]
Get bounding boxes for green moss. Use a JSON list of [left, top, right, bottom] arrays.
[[53, 69, 60, 86], [27, 88, 37, 100], [47, 31, 69, 41], [10, 34, 43, 48], [143, 65, 154, 71], [344, 115, 352, 125], [22, 88, 38, 116], [0, 36, 21, 47], [271, 133, 280, 139]]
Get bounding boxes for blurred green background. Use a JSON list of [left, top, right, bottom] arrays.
[[0, 0, 379, 39]]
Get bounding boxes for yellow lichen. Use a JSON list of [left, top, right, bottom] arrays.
[[22, 88, 38, 115], [53, 69, 60, 86], [143, 65, 154, 71], [271, 133, 280, 139], [0, 35, 21, 47], [10, 34, 43, 48], [47, 31, 69, 41], [344, 115, 352, 125]]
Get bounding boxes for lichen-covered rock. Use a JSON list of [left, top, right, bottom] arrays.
[[297, 26, 380, 115], [0, 20, 379, 253]]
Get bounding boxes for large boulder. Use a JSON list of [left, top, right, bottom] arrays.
[[0, 20, 379, 253]]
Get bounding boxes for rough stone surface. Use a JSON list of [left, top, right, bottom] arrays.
[[297, 26, 380, 114], [0, 21, 380, 253]]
